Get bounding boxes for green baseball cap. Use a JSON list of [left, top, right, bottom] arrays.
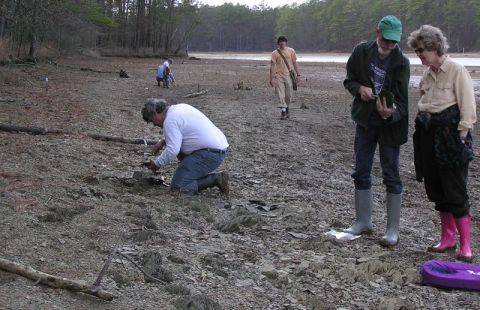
[[378, 15, 402, 42]]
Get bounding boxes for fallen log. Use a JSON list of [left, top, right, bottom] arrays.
[[0, 257, 116, 301], [184, 89, 208, 98], [86, 133, 157, 145], [0, 98, 16, 103], [0, 123, 66, 135], [0, 123, 158, 145]]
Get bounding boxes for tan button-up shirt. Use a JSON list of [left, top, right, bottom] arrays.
[[418, 56, 477, 131]]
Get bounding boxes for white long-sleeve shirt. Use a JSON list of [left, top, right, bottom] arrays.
[[154, 104, 229, 167]]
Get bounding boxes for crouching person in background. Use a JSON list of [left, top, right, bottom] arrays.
[[156, 59, 173, 88], [141, 98, 230, 194]]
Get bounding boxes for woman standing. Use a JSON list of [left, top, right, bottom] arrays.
[[408, 25, 477, 262]]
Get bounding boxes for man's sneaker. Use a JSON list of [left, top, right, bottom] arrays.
[[280, 111, 287, 120]]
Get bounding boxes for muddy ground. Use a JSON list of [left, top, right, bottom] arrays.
[[0, 55, 479, 310]]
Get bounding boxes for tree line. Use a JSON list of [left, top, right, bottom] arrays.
[[191, 0, 480, 52], [1, 0, 480, 61]]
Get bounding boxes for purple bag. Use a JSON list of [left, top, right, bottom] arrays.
[[420, 260, 480, 291]]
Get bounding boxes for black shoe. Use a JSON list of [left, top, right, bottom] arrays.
[[280, 111, 287, 120]]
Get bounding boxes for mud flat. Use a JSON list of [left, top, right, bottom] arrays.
[[0, 56, 479, 309]]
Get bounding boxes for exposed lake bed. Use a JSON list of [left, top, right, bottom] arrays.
[[0, 56, 479, 309]]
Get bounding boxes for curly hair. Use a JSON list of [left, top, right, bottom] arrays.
[[407, 25, 449, 56]]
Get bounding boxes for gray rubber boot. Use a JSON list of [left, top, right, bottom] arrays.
[[379, 193, 401, 247], [344, 189, 373, 235]]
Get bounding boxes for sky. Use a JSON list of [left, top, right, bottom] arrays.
[[198, 0, 306, 8]]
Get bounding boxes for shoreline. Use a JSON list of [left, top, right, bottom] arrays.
[[189, 52, 480, 68]]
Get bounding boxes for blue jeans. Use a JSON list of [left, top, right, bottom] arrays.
[[170, 149, 226, 193], [352, 125, 402, 194]]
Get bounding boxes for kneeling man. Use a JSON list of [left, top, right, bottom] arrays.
[[142, 98, 229, 194]]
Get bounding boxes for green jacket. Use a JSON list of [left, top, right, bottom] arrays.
[[344, 40, 410, 146]]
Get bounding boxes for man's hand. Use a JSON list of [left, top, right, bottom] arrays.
[[460, 130, 469, 141], [148, 160, 160, 172], [358, 85, 375, 102], [152, 139, 166, 155], [376, 96, 396, 119], [269, 79, 275, 87]]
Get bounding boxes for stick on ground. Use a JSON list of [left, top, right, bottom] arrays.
[[0, 123, 158, 145], [0, 257, 117, 301], [184, 89, 208, 98], [91, 235, 123, 293]]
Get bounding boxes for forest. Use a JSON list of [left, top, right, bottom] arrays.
[[1, 0, 480, 60]]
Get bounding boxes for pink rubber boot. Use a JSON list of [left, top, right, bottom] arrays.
[[428, 212, 456, 252], [455, 216, 473, 262]]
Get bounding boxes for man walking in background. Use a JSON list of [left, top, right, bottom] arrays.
[[269, 36, 301, 120], [343, 16, 410, 247]]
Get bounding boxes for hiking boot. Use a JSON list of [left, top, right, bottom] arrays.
[[197, 172, 229, 195], [216, 171, 229, 195]]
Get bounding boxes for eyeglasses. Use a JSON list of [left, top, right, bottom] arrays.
[[382, 37, 398, 44], [415, 48, 426, 54]]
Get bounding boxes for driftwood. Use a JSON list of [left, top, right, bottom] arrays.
[[59, 65, 116, 74], [184, 89, 208, 98], [0, 98, 16, 103], [80, 67, 115, 74], [0, 123, 158, 145], [0, 257, 116, 301]]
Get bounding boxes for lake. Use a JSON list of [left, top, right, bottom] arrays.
[[190, 52, 480, 67]]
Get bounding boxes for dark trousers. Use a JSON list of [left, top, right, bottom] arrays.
[[352, 125, 402, 194], [416, 126, 470, 218]]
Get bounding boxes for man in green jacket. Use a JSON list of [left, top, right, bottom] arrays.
[[343, 15, 410, 247]]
